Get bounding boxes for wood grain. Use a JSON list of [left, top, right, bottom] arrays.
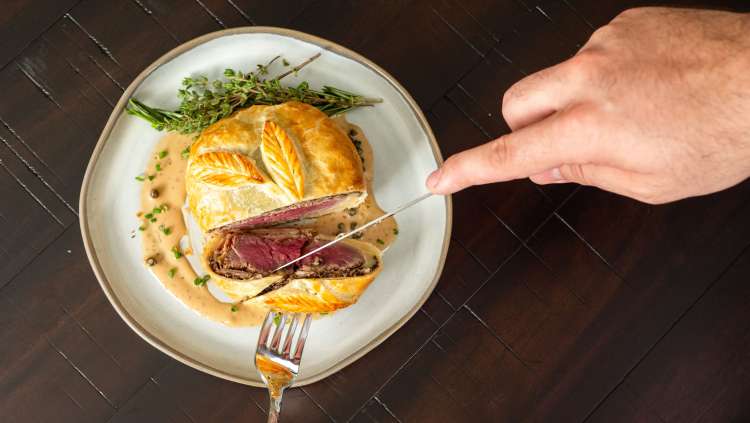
[[1, 0, 749, 422]]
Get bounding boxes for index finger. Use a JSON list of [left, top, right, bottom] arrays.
[[427, 105, 602, 194]]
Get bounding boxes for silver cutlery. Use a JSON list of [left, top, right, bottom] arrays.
[[255, 311, 313, 423]]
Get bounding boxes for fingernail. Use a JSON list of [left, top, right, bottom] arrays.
[[549, 167, 564, 182], [427, 168, 442, 189]]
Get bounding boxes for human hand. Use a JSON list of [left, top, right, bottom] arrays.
[[426, 7, 750, 204]]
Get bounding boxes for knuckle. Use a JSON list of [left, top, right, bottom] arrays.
[[567, 51, 604, 84], [560, 164, 590, 185], [561, 105, 597, 134], [489, 136, 513, 168]]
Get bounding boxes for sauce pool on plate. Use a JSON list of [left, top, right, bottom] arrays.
[[136, 118, 397, 327]]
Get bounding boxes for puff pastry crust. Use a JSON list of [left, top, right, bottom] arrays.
[[186, 101, 367, 232]]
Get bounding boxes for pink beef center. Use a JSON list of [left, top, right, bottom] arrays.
[[222, 195, 345, 231], [227, 233, 364, 273], [300, 241, 364, 269]]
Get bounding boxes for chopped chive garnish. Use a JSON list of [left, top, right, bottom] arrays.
[[158, 224, 172, 235], [172, 246, 183, 259], [376, 238, 385, 245], [138, 225, 146, 231], [393, 228, 399, 235], [167, 267, 177, 278], [273, 314, 281, 326], [144, 213, 153, 219], [135, 174, 146, 182], [150, 217, 157, 223], [148, 174, 156, 181], [158, 150, 168, 159], [231, 305, 239, 312], [193, 275, 210, 286], [155, 163, 162, 172], [181, 146, 190, 159]]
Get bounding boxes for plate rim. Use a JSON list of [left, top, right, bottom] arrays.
[[79, 26, 452, 387]]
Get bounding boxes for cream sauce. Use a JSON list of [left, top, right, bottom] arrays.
[[138, 118, 397, 327]]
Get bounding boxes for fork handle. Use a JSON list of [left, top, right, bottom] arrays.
[[267, 390, 283, 423]]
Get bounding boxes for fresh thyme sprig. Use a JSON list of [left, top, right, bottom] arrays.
[[126, 54, 381, 134]]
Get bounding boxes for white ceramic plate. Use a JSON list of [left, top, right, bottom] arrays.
[[80, 27, 451, 387]]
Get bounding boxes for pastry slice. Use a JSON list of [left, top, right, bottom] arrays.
[[186, 101, 367, 232]]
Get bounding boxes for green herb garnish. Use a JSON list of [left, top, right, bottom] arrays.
[[158, 150, 168, 159], [231, 305, 239, 312], [273, 314, 282, 326], [168, 267, 177, 278], [171, 246, 183, 259], [181, 146, 190, 159], [125, 54, 381, 134], [194, 275, 210, 286], [138, 225, 146, 231], [376, 238, 385, 245], [144, 213, 154, 219], [158, 224, 172, 235], [155, 163, 162, 172], [148, 174, 156, 181], [135, 174, 146, 182], [393, 228, 399, 235]]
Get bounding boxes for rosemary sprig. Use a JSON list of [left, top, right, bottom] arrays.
[[126, 54, 381, 134]]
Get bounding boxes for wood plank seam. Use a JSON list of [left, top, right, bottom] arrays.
[[148, 376, 198, 423], [0, 158, 64, 226], [300, 387, 337, 422], [226, 0, 256, 25], [478, 201, 587, 305], [46, 335, 118, 410], [130, 0, 182, 43], [87, 55, 126, 91], [430, 6, 488, 59], [48, 43, 117, 108], [0, 0, 84, 72], [581, 239, 750, 422], [0, 116, 63, 183], [552, 211, 626, 282], [428, 336, 515, 412], [194, 0, 228, 28], [15, 60, 102, 142], [65, 13, 122, 67], [0, 224, 67, 291], [372, 395, 402, 423], [346, 184, 583, 420], [61, 13, 128, 90], [561, 0, 597, 29], [344, 249, 522, 421]]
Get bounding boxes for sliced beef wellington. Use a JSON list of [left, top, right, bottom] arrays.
[[202, 228, 382, 313], [189, 101, 383, 314]]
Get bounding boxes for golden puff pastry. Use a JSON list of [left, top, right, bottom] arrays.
[[202, 229, 382, 313], [186, 101, 367, 232]]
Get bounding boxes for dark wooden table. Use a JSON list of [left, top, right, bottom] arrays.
[[2, 1, 749, 422]]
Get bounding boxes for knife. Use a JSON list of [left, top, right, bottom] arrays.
[[272, 192, 434, 272]]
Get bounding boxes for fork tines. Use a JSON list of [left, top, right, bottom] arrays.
[[257, 312, 312, 367]]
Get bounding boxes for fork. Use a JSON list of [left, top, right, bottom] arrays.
[[255, 311, 313, 423]]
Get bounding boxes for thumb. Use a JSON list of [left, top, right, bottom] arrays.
[[530, 164, 646, 201], [426, 107, 596, 195]]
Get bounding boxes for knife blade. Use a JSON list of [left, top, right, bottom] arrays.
[[272, 192, 434, 272]]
